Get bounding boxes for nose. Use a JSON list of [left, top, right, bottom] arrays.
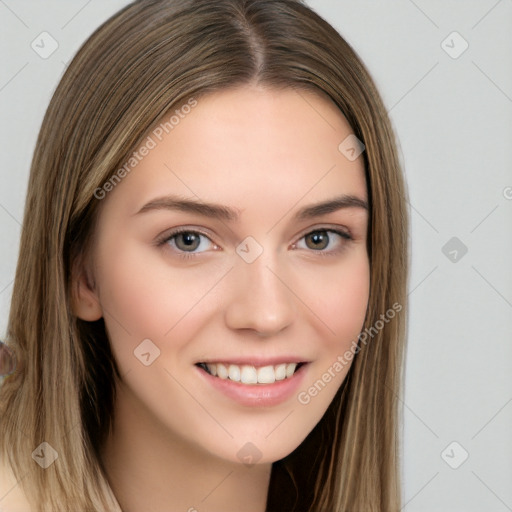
[[224, 254, 295, 336]]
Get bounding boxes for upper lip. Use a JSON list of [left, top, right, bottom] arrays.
[[196, 356, 308, 367]]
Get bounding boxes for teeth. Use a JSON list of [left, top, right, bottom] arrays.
[[286, 363, 296, 378], [275, 363, 286, 381], [228, 364, 241, 382], [201, 362, 300, 385], [241, 365, 258, 384], [216, 363, 228, 379], [257, 365, 275, 384]]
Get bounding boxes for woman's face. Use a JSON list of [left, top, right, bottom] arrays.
[[79, 85, 369, 465]]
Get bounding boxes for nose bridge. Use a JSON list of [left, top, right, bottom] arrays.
[[224, 248, 295, 335]]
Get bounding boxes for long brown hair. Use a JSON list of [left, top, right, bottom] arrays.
[[0, 1, 408, 510]]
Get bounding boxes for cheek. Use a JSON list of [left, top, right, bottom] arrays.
[[329, 258, 370, 339], [292, 254, 369, 421], [94, 244, 169, 337], [92, 237, 228, 356], [294, 251, 370, 348]]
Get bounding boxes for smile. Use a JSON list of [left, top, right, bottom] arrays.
[[195, 360, 309, 407], [196, 362, 304, 385]]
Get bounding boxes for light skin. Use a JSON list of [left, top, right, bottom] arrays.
[[73, 85, 370, 512]]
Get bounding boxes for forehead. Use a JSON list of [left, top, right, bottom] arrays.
[[103, 85, 367, 216]]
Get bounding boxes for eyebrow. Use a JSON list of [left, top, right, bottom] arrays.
[[296, 195, 368, 219], [135, 194, 368, 221]]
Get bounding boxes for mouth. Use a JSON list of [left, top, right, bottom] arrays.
[[195, 361, 306, 385]]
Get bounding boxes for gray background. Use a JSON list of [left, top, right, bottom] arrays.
[[1, 1, 511, 510]]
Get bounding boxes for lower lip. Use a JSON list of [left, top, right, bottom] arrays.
[[196, 364, 309, 407]]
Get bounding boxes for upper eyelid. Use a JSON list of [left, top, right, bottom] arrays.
[[157, 226, 216, 243], [292, 228, 351, 250], [291, 225, 353, 246], [161, 224, 351, 237]]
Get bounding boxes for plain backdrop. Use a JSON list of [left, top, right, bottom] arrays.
[[1, 1, 511, 511]]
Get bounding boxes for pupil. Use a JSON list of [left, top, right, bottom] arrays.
[[307, 231, 328, 250], [177, 232, 199, 251]]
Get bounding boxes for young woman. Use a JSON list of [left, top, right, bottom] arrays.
[[0, 1, 408, 510]]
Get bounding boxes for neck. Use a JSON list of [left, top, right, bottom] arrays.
[[100, 382, 272, 512]]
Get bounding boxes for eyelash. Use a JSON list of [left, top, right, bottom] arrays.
[[156, 227, 353, 260]]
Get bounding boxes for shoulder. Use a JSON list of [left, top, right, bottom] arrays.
[[0, 455, 33, 512]]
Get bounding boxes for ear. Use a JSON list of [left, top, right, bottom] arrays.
[[70, 258, 103, 322]]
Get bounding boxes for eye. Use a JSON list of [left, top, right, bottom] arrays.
[[158, 229, 217, 254], [294, 229, 352, 253]]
